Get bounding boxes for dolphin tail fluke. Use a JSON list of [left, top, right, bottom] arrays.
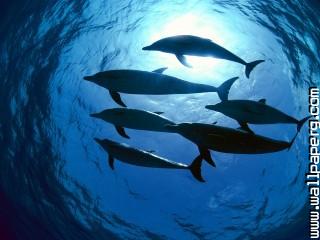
[[108, 155, 115, 170], [288, 116, 310, 149], [115, 126, 130, 139], [189, 155, 205, 182], [245, 60, 265, 78], [288, 131, 299, 150], [198, 146, 216, 168], [297, 116, 311, 132], [109, 91, 127, 107], [217, 77, 239, 101]]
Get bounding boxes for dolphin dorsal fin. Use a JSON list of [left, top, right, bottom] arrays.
[[147, 150, 155, 154], [153, 111, 164, 115], [258, 98, 266, 104], [152, 67, 168, 74], [176, 54, 192, 68]]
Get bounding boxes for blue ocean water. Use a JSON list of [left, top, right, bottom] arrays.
[[0, 1, 319, 239]]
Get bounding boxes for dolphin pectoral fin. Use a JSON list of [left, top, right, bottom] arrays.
[[176, 54, 192, 68], [197, 146, 216, 168], [153, 111, 164, 115], [216, 77, 239, 101], [237, 121, 254, 134], [152, 67, 168, 74], [108, 155, 115, 170], [189, 155, 205, 183], [115, 126, 130, 139], [258, 98, 266, 104], [109, 91, 127, 107], [237, 126, 254, 134]]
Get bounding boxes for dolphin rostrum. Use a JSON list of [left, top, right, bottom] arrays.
[[90, 108, 216, 167], [165, 122, 298, 163], [84, 67, 238, 107], [142, 35, 264, 78], [205, 99, 311, 133], [94, 138, 205, 182]]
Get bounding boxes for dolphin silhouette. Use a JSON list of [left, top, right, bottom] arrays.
[[205, 99, 311, 133], [165, 122, 298, 157], [94, 138, 205, 182], [84, 67, 238, 107], [90, 108, 216, 167], [142, 35, 264, 78], [90, 108, 173, 137]]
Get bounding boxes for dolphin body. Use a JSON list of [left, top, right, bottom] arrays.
[[166, 122, 297, 156], [83, 67, 238, 107], [90, 108, 174, 138], [205, 99, 311, 133], [94, 138, 205, 182], [142, 35, 264, 78], [90, 108, 216, 167]]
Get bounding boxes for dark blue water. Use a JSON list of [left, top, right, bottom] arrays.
[[1, 1, 319, 239]]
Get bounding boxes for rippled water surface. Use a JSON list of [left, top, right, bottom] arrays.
[[1, 1, 319, 239]]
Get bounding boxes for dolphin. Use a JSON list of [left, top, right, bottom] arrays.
[[165, 122, 298, 157], [205, 99, 311, 133], [142, 35, 264, 78], [83, 67, 238, 107], [90, 108, 174, 137], [90, 108, 216, 167], [94, 138, 205, 182]]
